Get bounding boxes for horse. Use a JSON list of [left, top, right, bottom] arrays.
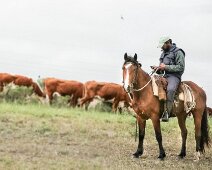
[[122, 53, 210, 160]]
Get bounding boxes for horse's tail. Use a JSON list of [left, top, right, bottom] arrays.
[[200, 106, 211, 152]]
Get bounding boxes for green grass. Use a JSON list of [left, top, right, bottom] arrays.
[[0, 102, 211, 170]]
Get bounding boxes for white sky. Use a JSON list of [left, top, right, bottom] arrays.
[[0, 0, 212, 105]]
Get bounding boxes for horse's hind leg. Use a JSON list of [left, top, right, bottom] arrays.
[[191, 108, 206, 161], [177, 114, 187, 158]]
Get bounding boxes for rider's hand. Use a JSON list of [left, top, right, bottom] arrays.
[[150, 66, 158, 70], [159, 63, 166, 71]]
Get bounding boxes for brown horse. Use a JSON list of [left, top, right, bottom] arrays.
[[122, 53, 210, 160], [0, 73, 45, 97]]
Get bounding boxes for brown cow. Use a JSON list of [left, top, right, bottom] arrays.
[[14, 75, 45, 97], [44, 78, 84, 107], [0, 73, 16, 91], [0, 73, 45, 97], [80, 81, 131, 112], [207, 107, 212, 116]]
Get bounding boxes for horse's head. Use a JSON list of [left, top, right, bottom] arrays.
[[122, 53, 142, 93]]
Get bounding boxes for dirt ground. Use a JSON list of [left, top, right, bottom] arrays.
[[0, 103, 211, 170]]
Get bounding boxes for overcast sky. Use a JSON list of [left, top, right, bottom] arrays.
[[0, 0, 212, 105]]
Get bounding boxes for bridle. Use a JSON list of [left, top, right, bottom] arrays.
[[123, 61, 159, 94]]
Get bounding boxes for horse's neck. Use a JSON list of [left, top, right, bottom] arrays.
[[133, 68, 152, 100]]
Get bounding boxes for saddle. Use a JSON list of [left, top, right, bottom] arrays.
[[152, 75, 196, 114]]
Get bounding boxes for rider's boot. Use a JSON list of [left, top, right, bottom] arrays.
[[161, 101, 172, 122]]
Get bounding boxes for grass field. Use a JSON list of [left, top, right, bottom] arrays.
[[0, 102, 211, 170]]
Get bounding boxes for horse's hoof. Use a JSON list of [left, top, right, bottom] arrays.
[[178, 152, 186, 158], [158, 153, 166, 160], [133, 151, 143, 158]]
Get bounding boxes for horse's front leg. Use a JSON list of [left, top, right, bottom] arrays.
[[151, 115, 166, 159], [133, 117, 146, 158]]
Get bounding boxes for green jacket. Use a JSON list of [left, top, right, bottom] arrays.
[[159, 43, 185, 79]]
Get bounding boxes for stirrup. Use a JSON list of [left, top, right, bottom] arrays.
[[161, 111, 169, 122]]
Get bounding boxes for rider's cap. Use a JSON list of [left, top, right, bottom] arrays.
[[157, 36, 170, 48]]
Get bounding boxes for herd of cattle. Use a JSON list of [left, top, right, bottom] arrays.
[[0, 72, 211, 116], [0, 73, 131, 112]]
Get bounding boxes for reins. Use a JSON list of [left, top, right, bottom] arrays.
[[130, 67, 159, 92]]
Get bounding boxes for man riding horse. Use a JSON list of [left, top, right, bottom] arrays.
[[122, 52, 209, 160], [151, 36, 185, 122]]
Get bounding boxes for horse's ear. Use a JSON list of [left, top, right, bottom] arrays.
[[134, 53, 137, 61], [124, 53, 128, 60]]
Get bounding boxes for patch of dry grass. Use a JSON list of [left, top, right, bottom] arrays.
[[0, 102, 211, 170]]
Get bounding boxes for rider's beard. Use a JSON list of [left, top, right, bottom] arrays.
[[162, 47, 170, 52]]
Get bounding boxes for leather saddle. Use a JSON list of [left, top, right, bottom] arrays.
[[152, 75, 196, 114]]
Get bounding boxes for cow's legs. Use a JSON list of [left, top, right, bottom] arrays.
[[80, 97, 92, 110], [46, 92, 53, 105], [85, 99, 93, 110], [71, 95, 78, 107], [112, 99, 119, 113], [0, 83, 3, 92], [80, 97, 88, 107]]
